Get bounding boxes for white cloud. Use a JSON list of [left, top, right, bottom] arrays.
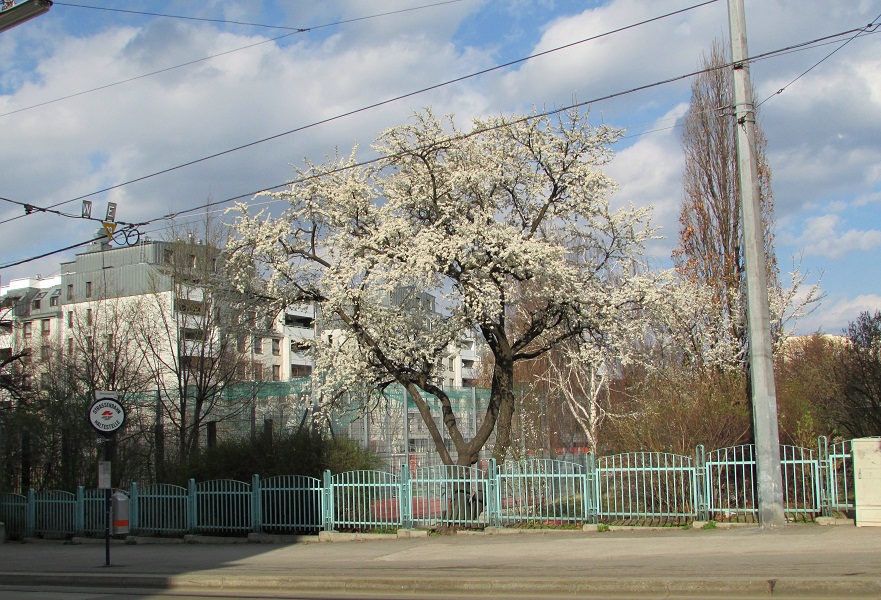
[[797, 293, 881, 334], [787, 214, 881, 260], [606, 103, 688, 259], [1, 0, 880, 333]]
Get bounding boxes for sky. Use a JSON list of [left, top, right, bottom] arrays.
[[0, 0, 879, 335]]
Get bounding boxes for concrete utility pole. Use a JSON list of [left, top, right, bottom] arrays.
[[727, 0, 786, 527]]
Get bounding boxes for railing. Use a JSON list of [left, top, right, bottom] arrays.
[[258, 474, 323, 534], [130, 483, 189, 535], [412, 464, 490, 529], [597, 452, 696, 525], [497, 458, 587, 526], [0, 438, 860, 539]]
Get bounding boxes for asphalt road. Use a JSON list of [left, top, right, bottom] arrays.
[[1, 524, 879, 598]]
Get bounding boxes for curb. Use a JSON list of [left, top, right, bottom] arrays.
[[2, 572, 879, 598]]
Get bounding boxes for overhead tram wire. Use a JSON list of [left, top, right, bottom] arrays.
[[1, 22, 874, 272], [52, 1, 467, 31], [620, 25, 880, 141], [757, 12, 881, 108], [1, 15, 873, 242], [0, 19, 873, 254], [0, 0, 467, 119], [0, 0, 723, 228]]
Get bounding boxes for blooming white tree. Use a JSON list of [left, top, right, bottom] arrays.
[[227, 108, 657, 465]]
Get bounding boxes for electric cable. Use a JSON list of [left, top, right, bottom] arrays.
[[0, 0, 724, 227], [52, 1, 466, 31], [1, 21, 875, 269], [0, 0, 467, 119], [756, 12, 881, 108], [3, 19, 869, 272]]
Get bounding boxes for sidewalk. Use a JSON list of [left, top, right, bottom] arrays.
[[1, 524, 879, 598]]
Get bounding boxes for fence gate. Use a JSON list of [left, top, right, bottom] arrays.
[[410, 464, 489, 529], [496, 458, 589, 526], [596, 452, 696, 524]]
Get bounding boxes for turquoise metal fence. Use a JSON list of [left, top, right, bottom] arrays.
[[329, 468, 403, 531], [0, 492, 26, 538], [2, 439, 859, 539], [819, 436, 855, 515], [192, 478, 255, 535], [80, 487, 107, 536], [32, 489, 76, 538], [130, 483, 189, 535], [596, 452, 696, 524], [704, 444, 822, 522], [410, 464, 490, 529], [704, 445, 756, 522], [781, 445, 820, 520], [496, 458, 588, 526], [257, 474, 324, 534]]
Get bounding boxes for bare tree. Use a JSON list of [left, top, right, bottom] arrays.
[[830, 311, 881, 438], [138, 219, 251, 468], [63, 295, 157, 486], [674, 39, 777, 351]]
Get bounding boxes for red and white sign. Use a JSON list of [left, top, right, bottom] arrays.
[[88, 391, 125, 435]]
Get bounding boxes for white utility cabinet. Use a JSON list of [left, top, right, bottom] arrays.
[[853, 437, 881, 527]]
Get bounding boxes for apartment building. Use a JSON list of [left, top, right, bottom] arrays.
[[0, 274, 63, 393]]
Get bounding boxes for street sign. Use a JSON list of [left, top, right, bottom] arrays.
[[102, 221, 117, 240], [88, 391, 125, 435], [98, 461, 111, 489]]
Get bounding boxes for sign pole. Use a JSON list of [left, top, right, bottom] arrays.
[[104, 437, 111, 567], [88, 391, 125, 567]]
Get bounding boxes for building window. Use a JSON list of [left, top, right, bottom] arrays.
[[41, 319, 50, 336], [253, 363, 263, 381], [188, 254, 196, 269], [66, 284, 73, 301], [67, 338, 74, 355], [237, 336, 247, 354], [67, 311, 73, 328], [272, 364, 281, 381], [86, 309, 92, 326], [271, 339, 280, 356], [32, 292, 46, 310], [180, 328, 204, 341], [291, 364, 312, 378], [253, 337, 263, 355], [22, 322, 32, 339], [49, 293, 59, 307], [85, 281, 92, 298], [41, 345, 51, 361]]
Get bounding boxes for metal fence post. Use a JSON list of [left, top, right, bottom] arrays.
[[187, 479, 196, 534], [487, 458, 499, 527], [399, 463, 412, 529], [26, 488, 35, 538], [252, 474, 262, 534], [695, 445, 708, 521], [586, 452, 598, 524], [75, 486, 85, 536], [817, 436, 830, 516], [322, 470, 333, 531], [129, 482, 139, 534]]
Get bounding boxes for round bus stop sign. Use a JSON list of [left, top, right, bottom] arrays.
[[88, 393, 125, 435]]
